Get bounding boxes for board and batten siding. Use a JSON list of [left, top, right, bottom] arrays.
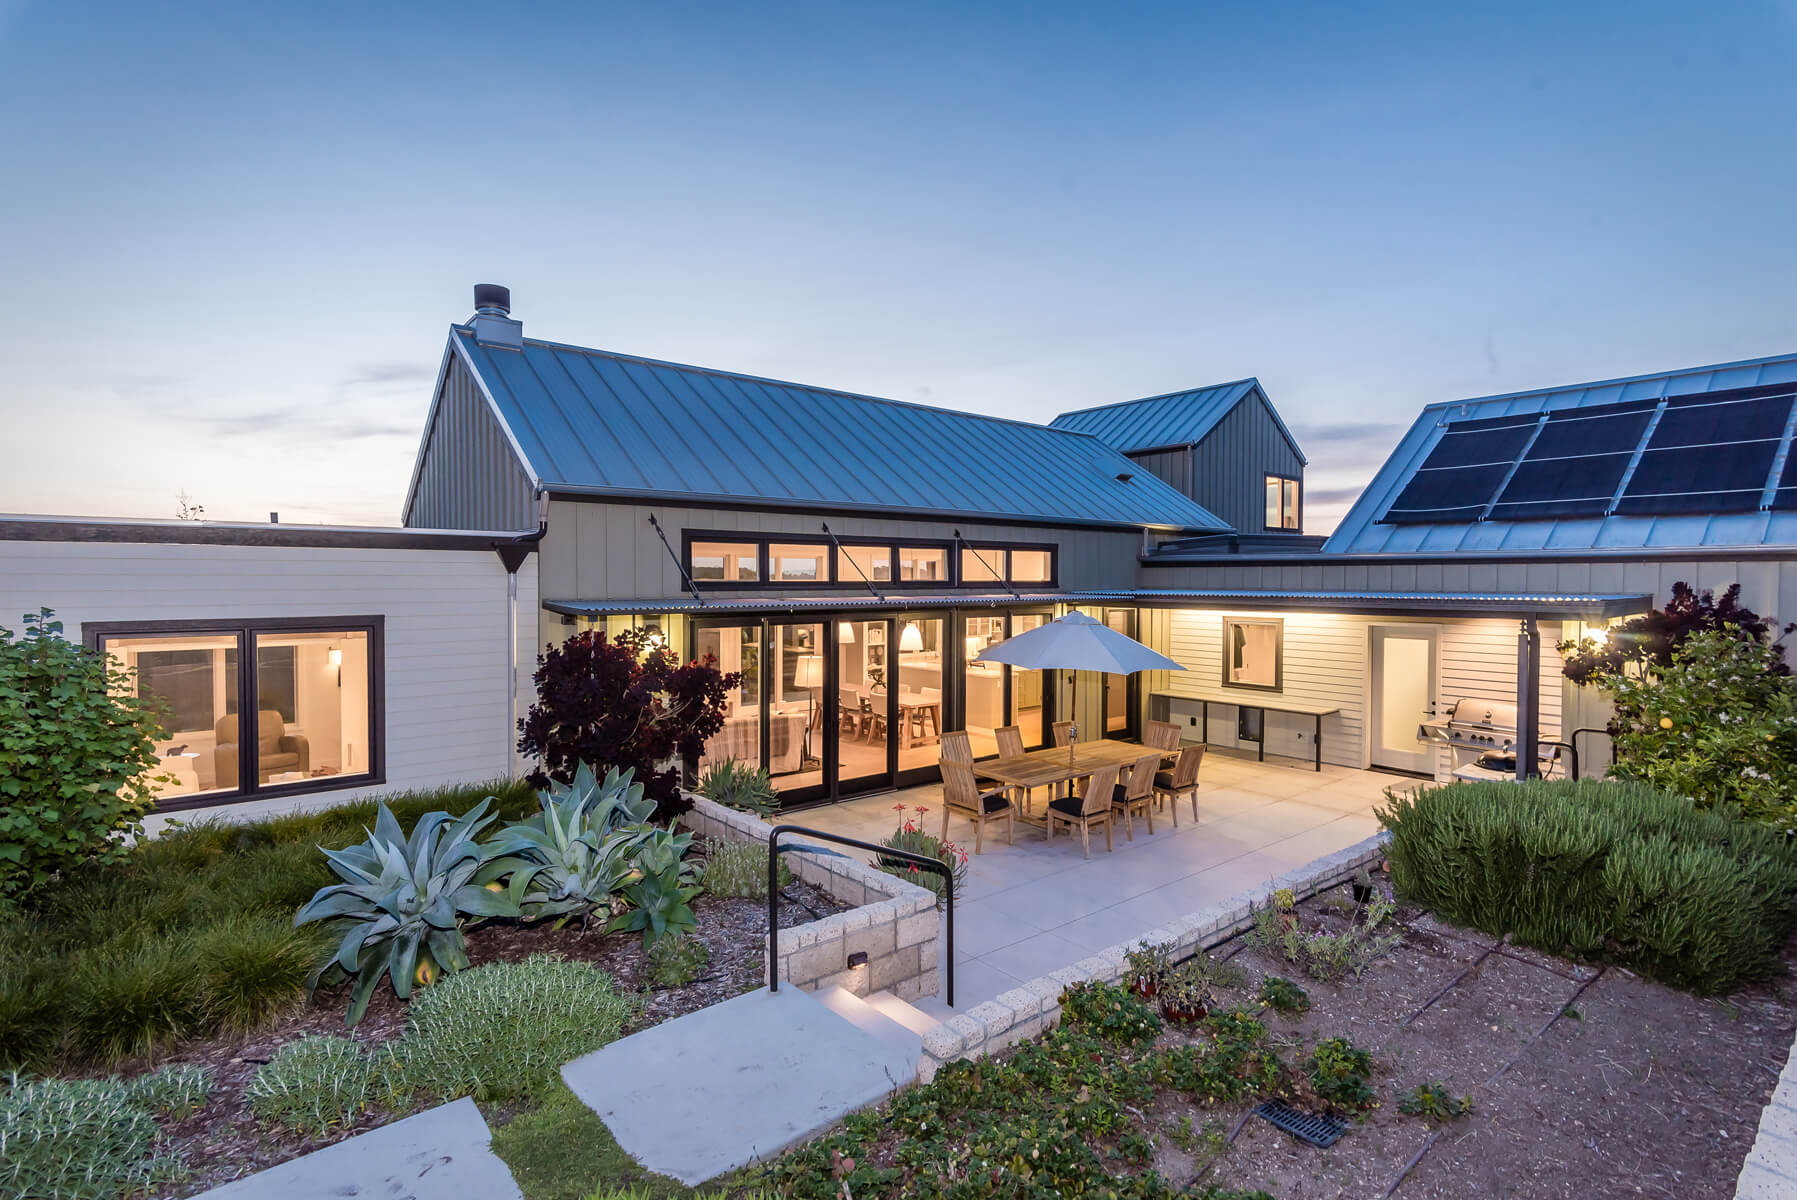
[[405, 351, 538, 531], [1185, 392, 1306, 535], [1141, 607, 1562, 774], [0, 539, 536, 824]]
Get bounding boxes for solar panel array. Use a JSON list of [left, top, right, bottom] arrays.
[[1379, 383, 1797, 525]]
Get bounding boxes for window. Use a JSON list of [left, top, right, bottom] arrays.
[[837, 544, 893, 582], [960, 547, 1005, 584], [1265, 476, 1301, 530], [690, 541, 759, 582], [768, 543, 829, 583], [90, 619, 381, 807], [898, 547, 947, 582], [1009, 549, 1053, 583], [1222, 617, 1283, 691]]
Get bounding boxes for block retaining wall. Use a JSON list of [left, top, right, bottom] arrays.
[[915, 832, 1391, 1082], [680, 794, 942, 1003]]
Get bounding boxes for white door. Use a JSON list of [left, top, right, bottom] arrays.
[[1370, 626, 1436, 773]]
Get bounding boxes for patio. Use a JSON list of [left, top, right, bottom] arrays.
[[787, 749, 1398, 1012]]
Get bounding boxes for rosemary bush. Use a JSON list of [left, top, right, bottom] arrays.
[[0, 1074, 184, 1200], [246, 1036, 373, 1134]]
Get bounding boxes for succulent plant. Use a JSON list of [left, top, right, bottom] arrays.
[[696, 758, 779, 817], [1158, 961, 1215, 1016], [608, 827, 701, 948], [478, 766, 655, 926], [296, 799, 519, 1024]]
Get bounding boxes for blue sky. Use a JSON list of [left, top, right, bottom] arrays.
[[1, 1, 1793, 530]]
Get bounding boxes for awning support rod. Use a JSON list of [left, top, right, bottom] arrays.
[[820, 522, 885, 601], [954, 529, 1021, 599], [647, 513, 705, 607]]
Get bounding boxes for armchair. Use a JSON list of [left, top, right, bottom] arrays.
[[215, 710, 310, 785]]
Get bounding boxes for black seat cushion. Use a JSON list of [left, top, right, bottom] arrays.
[[1154, 770, 1176, 790], [1112, 784, 1133, 805], [980, 791, 1011, 814], [1047, 794, 1088, 818]]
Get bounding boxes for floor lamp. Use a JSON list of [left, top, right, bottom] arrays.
[[794, 654, 823, 767]]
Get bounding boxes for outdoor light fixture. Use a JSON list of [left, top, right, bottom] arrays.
[[847, 951, 869, 969], [1587, 626, 1609, 646], [900, 622, 923, 653]]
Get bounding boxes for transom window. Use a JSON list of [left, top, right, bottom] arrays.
[[683, 534, 1054, 588], [690, 541, 759, 582]]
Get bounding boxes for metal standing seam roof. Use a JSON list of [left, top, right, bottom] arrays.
[[1326, 352, 1797, 555], [546, 588, 1649, 620], [449, 328, 1230, 534], [1050, 378, 1308, 463]]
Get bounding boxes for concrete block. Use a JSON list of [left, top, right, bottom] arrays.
[[1023, 977, 1063, 1007], [897, 910, 939, 949], [995, 987, 1042, 1022], [894, 975, 924, 1003], [917, 967, 941, 998], [945, 1014, 986, 1057], [836, 905, 874, 935], [1050, 965, 1090, 989], [965, 999, 1014, 1030], [815, 968, 863, 995], [917, 1055, 943, 1085], [790, 936, 846, 983], [868, 944, 920, 993], [921, 1022, 964, 1060], [847, 920, 898, 961]]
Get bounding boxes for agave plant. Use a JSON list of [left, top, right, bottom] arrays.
[[296, 800, 519, 1024], [608, 827, 701, 948], [478, 767, 655, 926]]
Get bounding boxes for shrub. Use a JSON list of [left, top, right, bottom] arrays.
[[1248, 896, 1398, 983], [1604, 628, 1797, 832], [518, 627, 736, 821], [0, 609, 168, 901], [297, 800, 521, 1024], [1559, 581, 1786, 684], [386, 956, 641, 1106], [874, 805, 969, 907], [1305, 1037, 1375, 1111], [1257, 975, 1309, 1014], [480, 766, 654, 927], [194, 915, 327, 1033], [1377, 778, 1797, 993], [646, 932, 710, 988], [124, 1063, 212, 1120], [1059, 981, 1161, 1046], [246, 1036, 373, 1134], [66, 936, 209, 1064], [698, 837, 789, 900], [607, 828, 700, 949], [1396, 1081, 1472, 1121], [0, 1074, 184, 1199], [696, 757, 779, 817]]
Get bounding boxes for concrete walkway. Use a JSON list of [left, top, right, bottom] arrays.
[[189, 1097, 521, 1200], [562, 984, 921, 1185], [1736, 1024, 1797, 1197], [796, 750, 1394, 1012]]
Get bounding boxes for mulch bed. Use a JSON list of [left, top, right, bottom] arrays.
[[1146, 872, 1797, 1199], [140, 869, 847, 1198]]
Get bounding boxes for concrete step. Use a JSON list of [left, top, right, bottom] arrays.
[[815, 986, 928, 1060]]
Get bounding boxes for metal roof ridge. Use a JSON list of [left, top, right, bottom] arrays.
[[453, 325, 1127, 444], [1053, 377, 1259, 419]]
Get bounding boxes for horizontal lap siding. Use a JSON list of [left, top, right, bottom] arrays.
[[0, 540, 523, 821]]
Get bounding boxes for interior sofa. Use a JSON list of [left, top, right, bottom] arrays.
[[215, 709, 310, 784]]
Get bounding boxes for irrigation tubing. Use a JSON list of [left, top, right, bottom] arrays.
[[1399, 935, 1508, 1028]]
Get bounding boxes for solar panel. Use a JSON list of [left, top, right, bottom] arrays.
[[1381, 413, 1539, 524], [1615, 389, 1794, 516], [1487, 400, 1656, 520], [1775, 450, 1797, 510]]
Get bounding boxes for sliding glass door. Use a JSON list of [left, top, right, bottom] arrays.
[[833, 617, 894, 796]]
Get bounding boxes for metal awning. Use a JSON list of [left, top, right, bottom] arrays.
[[545, 588, 1650, 620]]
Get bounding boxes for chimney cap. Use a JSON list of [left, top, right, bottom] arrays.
[[473, 283, 511, 314]]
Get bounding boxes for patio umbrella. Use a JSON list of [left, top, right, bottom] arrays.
[[974, 611, 1184, 760]]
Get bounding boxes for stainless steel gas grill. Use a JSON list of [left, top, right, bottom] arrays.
[[1418, 698, 1562, 782]]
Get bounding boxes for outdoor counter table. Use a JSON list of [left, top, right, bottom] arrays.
[[1149, 691, 1340, 772]]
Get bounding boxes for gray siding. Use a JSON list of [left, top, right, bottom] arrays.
[[1186, 392, 1306, 534], [405, 354, 537, 531], [1127, 447, 1194, 499]]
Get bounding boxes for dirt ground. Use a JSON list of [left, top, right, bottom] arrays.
[[1148, 874, 1796, 1200], [144, 869, 846, 1198]]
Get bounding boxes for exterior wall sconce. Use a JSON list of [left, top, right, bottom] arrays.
[[846, 950, 869, 969]]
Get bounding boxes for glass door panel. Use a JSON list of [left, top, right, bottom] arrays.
[[694, 622, 763, 774], [833, 617, 893, 794], [895, 616, 945, 780], [1009, 612, 1049, 749], [769, 622, 825, 796], [1102, 608, 1137, 739], [961, 614, 1006, 759]]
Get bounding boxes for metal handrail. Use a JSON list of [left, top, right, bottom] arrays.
[[767, 823, 954, 1008], [1568, 727, 1614, 781]]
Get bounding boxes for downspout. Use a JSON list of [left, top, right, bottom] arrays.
[[495, 493, 550, 781]]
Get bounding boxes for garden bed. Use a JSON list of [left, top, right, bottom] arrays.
[[765, 869, 1796, 1200], [142, 871, 846, 1198]]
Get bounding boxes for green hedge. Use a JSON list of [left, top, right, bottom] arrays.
[[1377, 779, 1797, 994]]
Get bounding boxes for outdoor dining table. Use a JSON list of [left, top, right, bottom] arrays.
[[974, 740, 1155, 828]]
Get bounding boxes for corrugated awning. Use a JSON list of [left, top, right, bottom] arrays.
[[545, 588, 1650, 620]]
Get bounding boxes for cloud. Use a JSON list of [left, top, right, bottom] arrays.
[[337, 362, 434, 394], [194, 406, 413, 441], [1289, 421, 1405, 446], [108, 374, 185, 399], [1304, 485, 1370, 507]]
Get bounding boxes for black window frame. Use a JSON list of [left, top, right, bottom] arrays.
[[1264, 474, 1302, 532], [84, 615, 385, 811], [680, 530, 1057, 590]]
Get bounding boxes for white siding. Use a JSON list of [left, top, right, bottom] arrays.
[[0, 539, 528, 824], [1147, 608, 1562, 772]]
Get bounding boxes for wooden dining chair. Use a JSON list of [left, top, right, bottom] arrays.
[[940, 756, 1014, 853], [1145, 720, 1181, 753], [940, 729, 973, 766], [1046, 762, 1120, 859], [1052, 720, 1075, 747], [1112, 753, 1161, 840], [995, 725, 1025, 758], [1152, 743, 1206, 827], [839, 689, 867, 740]]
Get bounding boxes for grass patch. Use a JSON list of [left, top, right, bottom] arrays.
[[488, 1081, 693, 1200], [0, 777, 532, 1071]]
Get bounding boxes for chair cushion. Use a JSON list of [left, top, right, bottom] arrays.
[[1112, 784, 1132, 805], [980, 791, 1011, 814], [1047, 794, 1087, 818], [1154, 770, 1176, 790]]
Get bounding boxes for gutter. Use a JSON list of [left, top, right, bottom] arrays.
[[497, 495, 550, 781]]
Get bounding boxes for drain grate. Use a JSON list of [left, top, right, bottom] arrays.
[[1253, 1099, 1346, 1147]]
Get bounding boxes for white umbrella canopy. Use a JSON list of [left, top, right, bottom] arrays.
[[975, 611, 1183, 756]]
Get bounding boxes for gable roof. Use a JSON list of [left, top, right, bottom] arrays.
[[1049, 378, 1307, 464], [441, 327, 1230, 533], [1326, 351, 1797, 555]]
